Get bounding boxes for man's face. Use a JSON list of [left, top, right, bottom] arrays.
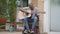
[[29, 4, 34, 10]]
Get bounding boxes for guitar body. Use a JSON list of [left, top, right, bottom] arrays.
[[18, 10, 31, 19]]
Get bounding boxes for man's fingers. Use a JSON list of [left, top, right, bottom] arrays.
[[20, 8, 23, 11]]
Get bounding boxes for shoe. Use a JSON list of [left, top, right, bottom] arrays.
[[30, 30, 35, 34], [28, 30, 30, 33], [24, 30, 28, 34]]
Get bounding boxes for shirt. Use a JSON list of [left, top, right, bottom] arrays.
[[21, 7, 39, 19]]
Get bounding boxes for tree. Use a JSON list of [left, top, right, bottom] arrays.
[[0, 0, 16, 22], [0, 0, 7, 18]]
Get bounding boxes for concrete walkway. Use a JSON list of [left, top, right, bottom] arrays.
[[0, 32, 22, 34]]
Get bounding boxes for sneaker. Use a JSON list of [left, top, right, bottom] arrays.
[[30, 30, 35, 34], [24, 30, 28, 34], [28, 30, 30, 33]]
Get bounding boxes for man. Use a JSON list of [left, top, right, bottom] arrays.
[[20, 3, 45, 33]]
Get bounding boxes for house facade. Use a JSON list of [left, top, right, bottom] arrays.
[[0, 0, 45, 34], [16, 0, 44, 33]]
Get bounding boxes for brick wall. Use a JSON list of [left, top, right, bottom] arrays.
[[38, 0, 44, 32], [32, 0, 38, 7], [32, 0, 44, 32]]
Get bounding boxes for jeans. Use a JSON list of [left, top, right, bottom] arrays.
[[24, 16, 37, 31]]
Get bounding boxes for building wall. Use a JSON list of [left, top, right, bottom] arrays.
[[32, 0, 44, 32], [38, 0, 44, 32], [16, 0, 44, 32], [32, 0, 38, 7]]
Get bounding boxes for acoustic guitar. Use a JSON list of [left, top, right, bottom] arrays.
[[17, 10, 31, 19]]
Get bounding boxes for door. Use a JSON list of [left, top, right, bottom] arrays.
[[44, 0, 60, 34], [50, 0, 60, 34]]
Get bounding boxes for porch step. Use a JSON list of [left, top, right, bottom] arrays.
[[0, 32, 22, 34]]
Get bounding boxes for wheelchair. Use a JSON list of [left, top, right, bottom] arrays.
[[22, 16, 40, 34]]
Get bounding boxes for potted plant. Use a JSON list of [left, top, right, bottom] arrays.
[[0, 0, 16, 22], [0, 15, 7, 22], [0, 0, 7, 22]]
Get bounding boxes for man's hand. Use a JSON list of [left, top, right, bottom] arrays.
[[40, 12, 46, 14], [20, 8, 29, 14], [20, 8, 25, 12]]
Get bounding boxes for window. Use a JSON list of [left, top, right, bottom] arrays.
[[16, 0, 29, 22], [23, 0, 28, 7], [16, 0, 28, 7]]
